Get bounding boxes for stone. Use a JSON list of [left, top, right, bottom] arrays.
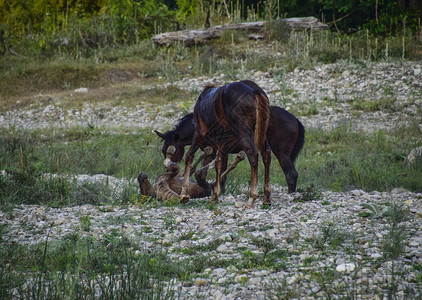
[[216, 243, 231, 253], [198, 219, 209, 230], [213, 290, 225, 300], [195, 278, 209, 287], [234, 275, 248, 283], [336, 263, 355, 273], [391, 188, 409, 194], [406, 146, 422, 164], [370, 253, 383, 259], [248, 277, 261, 285], [235, 201, 245, 208], [212, 268, 228, 277], [74, 88, 88, 93]]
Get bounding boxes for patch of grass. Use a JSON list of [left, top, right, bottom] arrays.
[[239, 248, 287, 271], [296, 124, 422, 192], [1, 113, 422, 210], [0, 231, 180, 299], [381, 201, 410, 260], [312, 222, 351, 251], [295, 184, 322, 202]]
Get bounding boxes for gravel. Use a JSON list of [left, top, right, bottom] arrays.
[[1, 60, 421, 133], [1, 187, 421, 298]]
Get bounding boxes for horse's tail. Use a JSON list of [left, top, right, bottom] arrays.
[[254, 92, 269, 154], [291, 119, 305, 163]]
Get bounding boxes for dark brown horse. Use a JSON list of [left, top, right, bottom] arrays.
[[176, 80, 271, 207], [155, 81, 305, 196]]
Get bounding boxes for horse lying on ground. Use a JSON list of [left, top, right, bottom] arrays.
[[138, 145, 245, 200], [155, 81, 305, 198]]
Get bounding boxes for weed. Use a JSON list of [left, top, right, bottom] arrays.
[[79, 215, 91, 231], [358, 202, 386, 219], [381, 201, 410, 260], [295, 184, 322, 202], [312, 222, 350, 251]]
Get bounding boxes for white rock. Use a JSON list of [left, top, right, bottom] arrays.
[[406, 146, 422, 164], [212, 268, 228, 277], [234, 275, 248, 283], [336, 263, 355, 273], [371, 253, 383, 259], [74, 88, 88, 93], [213, 290, 225, 300], [235, 201, 245, 208], [249, 277, 261, 285]]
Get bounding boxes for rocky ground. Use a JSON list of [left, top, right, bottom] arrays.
[[1, 60, 421, 133], [1, 187, 422, 298], [1, 59, 422, 298]]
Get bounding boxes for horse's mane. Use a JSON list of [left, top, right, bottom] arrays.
[[162, 113, 194, 139], [202, 84, 216, 93], [175, 113, 193, 130]]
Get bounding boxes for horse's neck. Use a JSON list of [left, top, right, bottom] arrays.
[[177, 125, 195, 145]]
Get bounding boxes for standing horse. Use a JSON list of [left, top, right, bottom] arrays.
[[155, 83, 305, 195], [176, 81, 271, 207]]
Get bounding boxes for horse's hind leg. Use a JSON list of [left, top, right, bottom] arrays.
[[137, 172, 155, 197], [211, 151, 224, 203], [262, 141, 272, 205], [276, 153, 298, 193], [242, 144, 259, 208]]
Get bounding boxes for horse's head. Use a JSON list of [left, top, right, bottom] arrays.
[[154, 113, 195, 163], [154, 130, 185, 163]]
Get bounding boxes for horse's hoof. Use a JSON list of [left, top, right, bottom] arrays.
[[167, 145, 176, 155], [180, 195, 190, 204], [204, 146, 213, 156], [137, 172, 148, 183], [238, 151, 246, 160], [263, 200, 272, 206]]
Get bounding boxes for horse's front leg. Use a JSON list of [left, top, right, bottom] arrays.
[[211, 151, 224, 203], [180, 144, 199, 203]]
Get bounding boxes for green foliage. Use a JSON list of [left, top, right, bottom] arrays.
[[0, 0, 175, 57], [176, 0, 200, 25]]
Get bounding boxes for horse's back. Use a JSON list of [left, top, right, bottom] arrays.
[[267, 106, 300, 153], [222, 81, 261, 127], [194, 86, 223, 130]]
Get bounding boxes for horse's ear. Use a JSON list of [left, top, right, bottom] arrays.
[[154, 130, 165, 139]]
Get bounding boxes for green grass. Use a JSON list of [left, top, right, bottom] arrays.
[[1, 117, 421, 208], [0, 231, 180, 299]]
